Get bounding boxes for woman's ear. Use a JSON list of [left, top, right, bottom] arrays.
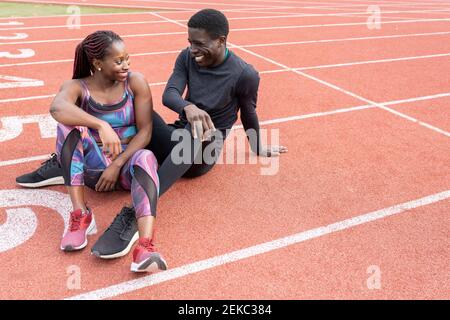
[[92, 59, 102, 71]]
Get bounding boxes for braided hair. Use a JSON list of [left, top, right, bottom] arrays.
[[72, 30, 123, 79]]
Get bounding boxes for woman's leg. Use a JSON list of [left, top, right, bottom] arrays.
[[56, 123, 107, 251]]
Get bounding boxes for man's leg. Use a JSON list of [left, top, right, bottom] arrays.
[[92, 112, 222, 258]]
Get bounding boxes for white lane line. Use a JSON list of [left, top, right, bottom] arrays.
[[0, 6, 306, 21], [3, 0, 296, 12], [66, 190, 450, 300], [2, 91, 449, 168], [295, 53, 450, 70], [3, 31, 450, 69], [240, 0, 450, 7], [3, 8, 450, 31], [232, 38, 450, 138], [0, 154, 49, 167], [131, 0, 286, 9], [242, 31, 450, 48], [3, 50, 450, 103], [0, 0, 448, 21], [0, 81, 168, 104], [3, 17, 450, 46], [0, 94, 56, 104], [155, 12, 450, 138]]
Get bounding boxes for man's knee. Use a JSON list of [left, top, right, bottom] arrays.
[[182, 163, 215, 178]]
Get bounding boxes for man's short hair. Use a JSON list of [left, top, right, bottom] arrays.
[[187, 9, 229, 39]]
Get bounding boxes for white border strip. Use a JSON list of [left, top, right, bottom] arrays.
[[66, 189, 450, 300]]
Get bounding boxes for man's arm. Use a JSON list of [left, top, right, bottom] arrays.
[[237, 66, 263, 155], [162, 49, 191, 114], [162, 49, 215, 139], [238, 66, 288, 157]]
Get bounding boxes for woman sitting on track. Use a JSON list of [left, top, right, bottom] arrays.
[[50, 30, 166, 273]]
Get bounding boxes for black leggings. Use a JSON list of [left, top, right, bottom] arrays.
[[146, 111, 223, 196]]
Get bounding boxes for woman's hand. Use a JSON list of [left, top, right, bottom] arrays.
[[95, 163, 121, 192], [98, 122, 122, 160]]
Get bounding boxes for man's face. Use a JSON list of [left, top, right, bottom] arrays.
[[188, 27, 225, 67]]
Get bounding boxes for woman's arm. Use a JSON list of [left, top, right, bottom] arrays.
[[109, 72, 153, 169], [50, 80, 105, 130], [50, 79, 122, 159]]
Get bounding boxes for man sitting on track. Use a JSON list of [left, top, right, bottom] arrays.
[[16, 9, 287, 261]]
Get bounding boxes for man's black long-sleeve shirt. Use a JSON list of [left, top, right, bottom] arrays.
[[162, 48, 262, 154]]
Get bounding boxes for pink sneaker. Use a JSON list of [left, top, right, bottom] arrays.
[[131, 237, 168, 273], [60, 208, 96, 251]]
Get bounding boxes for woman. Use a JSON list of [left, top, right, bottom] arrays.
[[50, 30, 166, 273]]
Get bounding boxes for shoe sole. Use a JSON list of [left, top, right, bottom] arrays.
[[130, 253, 168, 273], [91, 231, 139, 259], [17, 176, 65, 188], [60, 215, 97, 251]]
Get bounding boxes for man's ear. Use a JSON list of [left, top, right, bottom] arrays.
[[218, 35, 226, 47]]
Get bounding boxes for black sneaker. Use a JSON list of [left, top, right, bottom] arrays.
[[16, 153, 64, 188], [91, 206, 138, 259]]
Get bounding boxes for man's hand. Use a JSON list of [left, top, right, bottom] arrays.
[[184, 104, 216, 140], [260, 145, 288, 157], [95, 163, 121, 192]]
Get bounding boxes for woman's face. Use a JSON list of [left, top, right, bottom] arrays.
[[93, 40, 130, 82]]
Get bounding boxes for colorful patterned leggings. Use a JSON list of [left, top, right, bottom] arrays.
[[56, 124, 159, 218]]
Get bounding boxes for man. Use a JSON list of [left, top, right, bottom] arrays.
[[16, 9, 287, 259]]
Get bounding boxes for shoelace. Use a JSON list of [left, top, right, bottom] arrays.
[[139, 238, 155, 252], [69, 213, 82, 232], [108, 207, 135, 234], [38, 153, 59, 173]]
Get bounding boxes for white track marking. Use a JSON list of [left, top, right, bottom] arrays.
[[3, 31, 450, 68], [153, 12, 450, 137], [0, 189, 72, 253], [3, 8, 450, 30], [0, 208, 37, 253], [0, 75, 43, 89], [0, 94, 56, 104], [0, 33, 28, 40], [0, 49, 35, 59], [2, 91, 449, 168], [0, 21, 23, 26], [0, 154, 49, 167], [1, 50, 450, 103], [295, 53, 450, 70], [66, 190, 450, 300], [3, 17, 450, 46], [1, 0, 296, 12], [0, 114, 57, 143]]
